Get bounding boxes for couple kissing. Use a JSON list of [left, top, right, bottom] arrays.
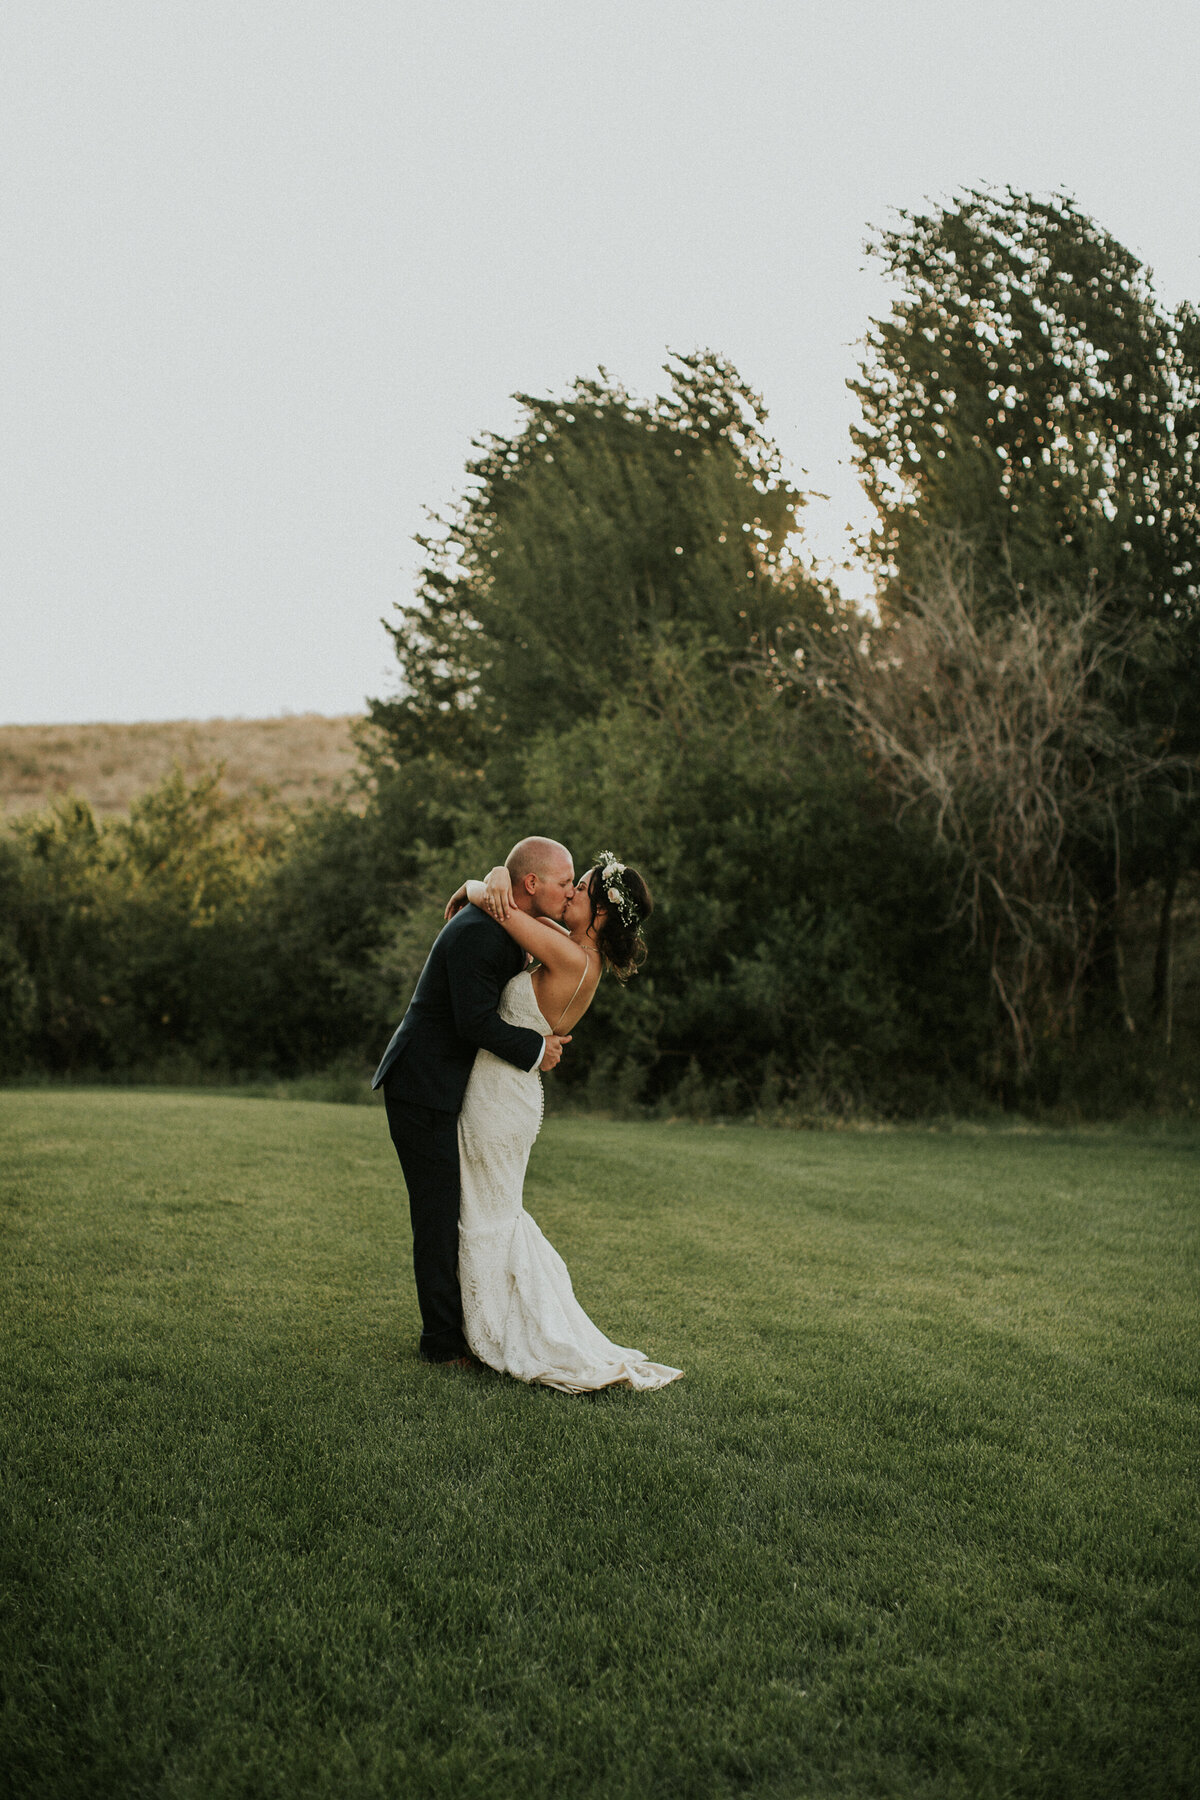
[[372, 837, 682, 1393]]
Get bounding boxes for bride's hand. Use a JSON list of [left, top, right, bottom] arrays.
[[483, 865, 513, 921]]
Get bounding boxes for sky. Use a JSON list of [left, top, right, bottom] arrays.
[[3, 1, 1198, 725]]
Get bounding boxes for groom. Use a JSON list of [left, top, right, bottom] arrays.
[[372, 837, 576, 1364]]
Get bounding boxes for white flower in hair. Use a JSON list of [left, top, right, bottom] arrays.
[[594, 850, 637, 926]]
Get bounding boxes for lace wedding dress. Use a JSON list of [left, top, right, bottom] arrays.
[[457, 969, 683, 1393]]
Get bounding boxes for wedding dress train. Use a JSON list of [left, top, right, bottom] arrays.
[[457, 969, 682, 1392]]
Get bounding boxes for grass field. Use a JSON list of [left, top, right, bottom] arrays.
[[1, 1093, 1197, 1799], [0, 716, 362, 817]]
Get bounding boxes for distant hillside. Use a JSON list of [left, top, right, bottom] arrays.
[[0, 715, 365, 817]]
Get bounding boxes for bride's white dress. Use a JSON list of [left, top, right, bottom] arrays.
[[457, 969, 682, 1393]]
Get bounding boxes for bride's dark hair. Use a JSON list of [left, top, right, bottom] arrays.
[[588, 864, 652, 981]]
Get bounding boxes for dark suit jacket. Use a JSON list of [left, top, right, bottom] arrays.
[[370, 906, 544, 1110]]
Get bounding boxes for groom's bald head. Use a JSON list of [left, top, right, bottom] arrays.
[[506, 837, 575, 920], [506, 837, 572, 883]]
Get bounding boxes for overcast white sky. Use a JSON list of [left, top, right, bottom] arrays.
[[3, 1, 1198, 724]]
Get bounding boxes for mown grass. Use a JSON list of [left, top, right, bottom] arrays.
[[1, 1093, 1197, 1799]]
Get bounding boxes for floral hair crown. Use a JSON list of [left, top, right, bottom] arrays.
[[594, 851, 639, 927]]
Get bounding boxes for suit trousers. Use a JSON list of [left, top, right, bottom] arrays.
[[383, 1083, 469, 1361]]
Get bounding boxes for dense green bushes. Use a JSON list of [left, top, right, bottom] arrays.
[[0, 774, 275, 1077], [0, 755, 472, 1082], [514, 665, 990, 1115], [1, 695, 1193, 1115]]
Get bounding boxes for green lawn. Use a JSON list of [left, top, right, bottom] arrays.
[[1, 1093, 1197, 1800]]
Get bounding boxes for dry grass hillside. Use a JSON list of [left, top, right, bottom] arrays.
[[0, 716, 365, 817]]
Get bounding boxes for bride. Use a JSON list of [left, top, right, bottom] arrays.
[[442, 853, 682, 1394]]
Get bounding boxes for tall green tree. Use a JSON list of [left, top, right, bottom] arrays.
[[368, 351, 827, 773], [852, 187, 1200, 634], [852, 188, 1200, 1020]]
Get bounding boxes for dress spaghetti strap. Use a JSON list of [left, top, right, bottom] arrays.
[[551, 959, 592, 1031]]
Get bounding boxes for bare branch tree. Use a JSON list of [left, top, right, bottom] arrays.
[[804, 538, 1173, 1082]]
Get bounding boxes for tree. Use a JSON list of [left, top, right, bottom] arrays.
[[852, 187, 1200, 1022], [368, 351, 827, 773], [852, 187, 1199, 626], [809, 538, 1169, 1088]]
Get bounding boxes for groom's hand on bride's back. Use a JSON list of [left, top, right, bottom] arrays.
[[541, 1034, 571, 1071]]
